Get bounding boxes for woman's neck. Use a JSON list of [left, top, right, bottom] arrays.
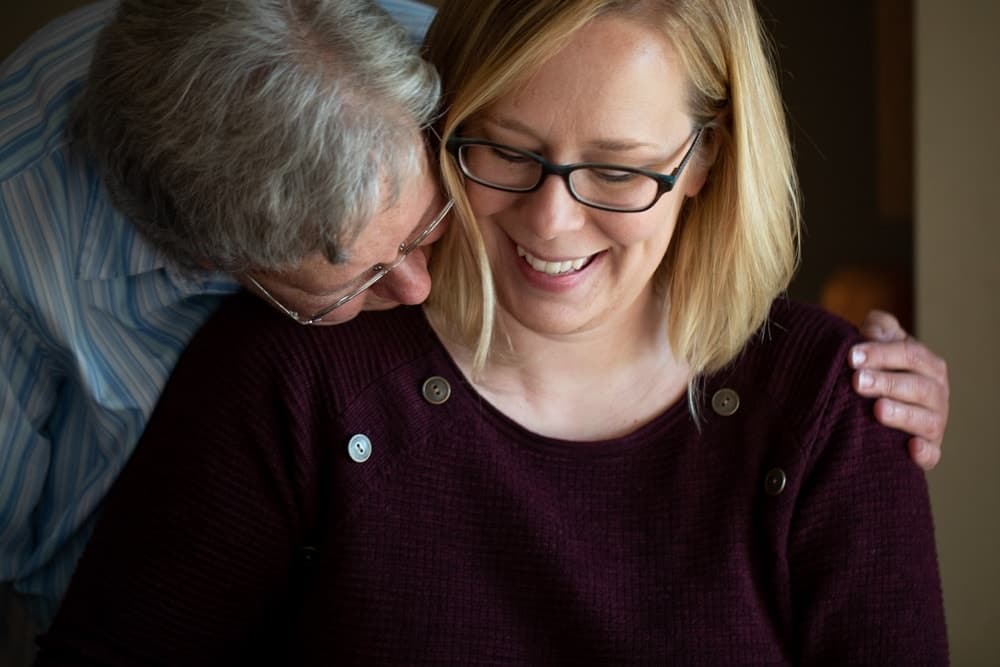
[[431, 292, 692, 442]]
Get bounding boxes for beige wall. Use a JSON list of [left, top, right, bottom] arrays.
[[917, 1, 1000, 663]]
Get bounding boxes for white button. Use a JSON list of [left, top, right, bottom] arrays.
[[347, 434, 372, 463]]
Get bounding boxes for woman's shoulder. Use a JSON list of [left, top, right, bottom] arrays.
[[748, 297, 861, 397], [172, 292, 438, 409], [713, 298, 870, 448], [762, 297, 862, 360]]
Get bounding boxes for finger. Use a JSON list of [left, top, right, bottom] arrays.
[[858, 309, 906, 342], [909, 437, 942, 471], [849, 338, 949, 385], [871, 397, 947, 446], [853, 367, 948, 413]]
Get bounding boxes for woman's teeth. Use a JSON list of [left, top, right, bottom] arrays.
[[517, 245, 590, 276]]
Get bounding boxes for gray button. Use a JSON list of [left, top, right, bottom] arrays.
[[764, 468, 787, 496], [347, 434, 372, 463], [711, 388, 740, 416], [422, 376, 451, 405]]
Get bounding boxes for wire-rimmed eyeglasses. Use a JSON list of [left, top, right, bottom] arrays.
[[446, 128, 703, 213], [246, 197, 454, 325]]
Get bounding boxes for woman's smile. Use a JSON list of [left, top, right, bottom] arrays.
[[515, 244, 598, 276]]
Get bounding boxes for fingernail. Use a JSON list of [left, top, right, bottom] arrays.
[[850, 347, 866, 367], [858, 369, 874, 389]]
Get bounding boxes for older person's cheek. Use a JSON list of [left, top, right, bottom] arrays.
[[370, 246, 433, 307]]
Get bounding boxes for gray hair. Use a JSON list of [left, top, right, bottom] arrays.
[[75, 0, 441, 271]]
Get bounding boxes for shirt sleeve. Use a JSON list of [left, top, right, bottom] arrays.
[[788, 371, 949, 664], [0, 290, 59, 585]]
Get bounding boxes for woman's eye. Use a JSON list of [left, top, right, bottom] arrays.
[[594, 168, 639, 184], [491, 147, 531, 164]]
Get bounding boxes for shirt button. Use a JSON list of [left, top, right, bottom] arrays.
[[347, 434, 372, 463], [711, 388, 740, 416], [422, 376, 451, 405], [764, 468, 787, 496]]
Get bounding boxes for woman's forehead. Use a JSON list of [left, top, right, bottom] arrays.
[[472, 17, 690, 143]]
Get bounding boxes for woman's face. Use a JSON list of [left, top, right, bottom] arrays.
[[463, 15, 706, 338]]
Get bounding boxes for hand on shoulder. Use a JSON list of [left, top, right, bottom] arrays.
[[849, 309, 949, 471]]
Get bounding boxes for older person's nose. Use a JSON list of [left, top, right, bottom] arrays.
[[373, 247, 433, 305]]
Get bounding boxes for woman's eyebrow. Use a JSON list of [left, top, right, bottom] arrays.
[[481, 116, 663, 153]]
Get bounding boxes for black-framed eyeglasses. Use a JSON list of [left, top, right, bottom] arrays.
[[446, 128, 703, 214], [246, 197, 454, 325]]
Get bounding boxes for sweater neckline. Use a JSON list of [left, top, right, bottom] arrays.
[[417, 307, 700, 461]]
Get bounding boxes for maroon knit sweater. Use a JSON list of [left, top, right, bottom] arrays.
[[36, 294, 948, 666]]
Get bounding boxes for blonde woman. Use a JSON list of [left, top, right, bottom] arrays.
[[38, 0, 947, 664]]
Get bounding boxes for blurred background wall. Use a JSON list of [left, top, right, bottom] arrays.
[[916, 1, 1000, 662], [3, 0, 997, 663]]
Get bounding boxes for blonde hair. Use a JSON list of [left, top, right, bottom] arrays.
[[424, 0, 800, 380]]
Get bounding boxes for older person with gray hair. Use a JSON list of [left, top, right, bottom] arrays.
[[0, 0, 950, 663], [81, 0, 445, 319], [0, 0, 441, 662]]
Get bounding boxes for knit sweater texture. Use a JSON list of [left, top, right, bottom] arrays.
[[37, 294, 948, 666]]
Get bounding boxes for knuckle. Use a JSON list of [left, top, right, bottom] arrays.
[[937, 358, 950, 387], [882, 313, 902, 333], [888, 374, 915, 402], [879, 372, 897, 396], [870, 309, 893, 326], [910, 375, 932, 405], [902, 338, 927, 366]]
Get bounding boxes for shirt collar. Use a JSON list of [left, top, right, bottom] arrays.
[[76, 183, 169, 279], [76, 192, 238, 295]]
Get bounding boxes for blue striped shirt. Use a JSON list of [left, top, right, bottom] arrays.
[[0, 0, 436, 627]]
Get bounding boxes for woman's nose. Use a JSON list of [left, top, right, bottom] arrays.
[[520, 174, 587, 240]]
